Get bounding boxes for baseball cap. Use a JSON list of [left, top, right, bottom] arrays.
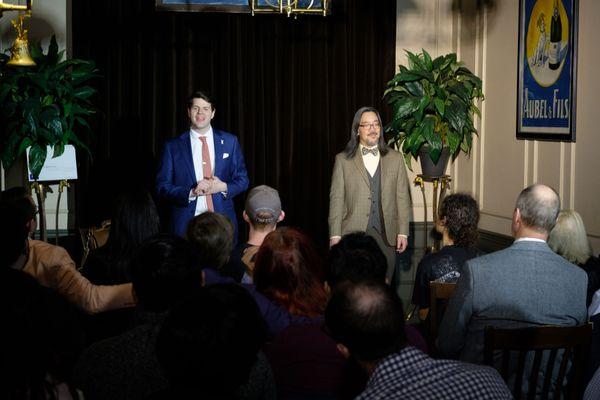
[[245, 185, 282, 225]]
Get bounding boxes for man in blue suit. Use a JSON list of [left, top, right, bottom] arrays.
[[156, 91, 249, 241]]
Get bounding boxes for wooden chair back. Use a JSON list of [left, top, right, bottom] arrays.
[[483, 324, 592, 400], [428, 281, 457, 341]]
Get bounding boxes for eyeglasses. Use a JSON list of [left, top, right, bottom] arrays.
[[359, 122, 381, 129]]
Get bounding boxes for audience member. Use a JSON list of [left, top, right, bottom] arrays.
[[187, 210, 234, 270], [222, 185, 285, 282], [0, 200, 85, 399], [74, 234, 203, 399], [81, 188, 161, 343], [82, 187, 161, 284], [412, 193, 482, 321], [327, 231, 388, 288], [548, 209, 600, 305], [324, 280, 511, 399], [254, 227, 328, 318], [154, 284, 275, 399], [186, 212, 312, 338], [437, 184, 587, 392], [0, 187, 135, 314], [328, 232, 428, 354]]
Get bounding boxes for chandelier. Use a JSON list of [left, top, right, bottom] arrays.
[[250, 0, 329, 17]]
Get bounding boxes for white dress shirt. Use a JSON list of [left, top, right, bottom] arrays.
[[190, 127, 215, 216]]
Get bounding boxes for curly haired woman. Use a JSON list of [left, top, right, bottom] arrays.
[[411, 193, 482, 321]]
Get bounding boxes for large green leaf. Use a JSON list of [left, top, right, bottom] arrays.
[[73, 86, 96, 100], [28, 144, 48, 179], [405, 81, 425, 97], [433, 98, 445, 117], [446, 130, 462, 156], [392, 97, 420, 121], [422, 49, 433, 71]]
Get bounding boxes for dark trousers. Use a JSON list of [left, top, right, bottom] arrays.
[[366, 227, 396, 283]]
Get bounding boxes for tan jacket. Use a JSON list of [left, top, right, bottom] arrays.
[[328, 149, 411, 245], [23, 239, 135, 314]]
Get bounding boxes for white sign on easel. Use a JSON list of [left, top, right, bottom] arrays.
[[26, 145, 78, 182]]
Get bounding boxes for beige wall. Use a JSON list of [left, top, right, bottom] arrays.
[[397, 0, 600, 254]]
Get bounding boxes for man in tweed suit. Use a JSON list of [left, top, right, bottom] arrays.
[[438, 184, 588, 363], [325, 280, 512, 399], [328, 107, 411, 282]]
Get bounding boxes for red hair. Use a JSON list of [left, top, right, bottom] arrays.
[[253, 227, 328, 318]]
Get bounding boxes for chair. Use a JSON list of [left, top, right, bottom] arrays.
[[428, 281, 456, 342], [79, 220, 111, 268], [483, 324, 592, 400]]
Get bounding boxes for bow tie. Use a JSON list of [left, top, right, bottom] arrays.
[[362, 147, 378, 156]]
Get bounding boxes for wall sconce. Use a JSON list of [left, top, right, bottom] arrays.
[[250, 0, 329, 17]]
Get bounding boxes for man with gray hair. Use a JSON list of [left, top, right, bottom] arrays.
[[438, 184, 587, 364]]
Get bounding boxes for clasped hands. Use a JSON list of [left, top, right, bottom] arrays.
[[193, 176, 227, 196]]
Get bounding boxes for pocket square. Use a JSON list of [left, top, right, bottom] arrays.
[[223, 153, 230, 159]]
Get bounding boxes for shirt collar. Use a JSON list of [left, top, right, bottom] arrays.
[[190, 127, 213, 140], [514, 237, 546, 243]]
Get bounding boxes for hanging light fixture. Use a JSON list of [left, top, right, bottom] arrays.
[[250, 0, 329, 17]]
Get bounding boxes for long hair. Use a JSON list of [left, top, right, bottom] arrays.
[[104, 188, 161, 278], [548, 210, 593, 265], [438, 193, 480, 248], [343, 106, 390, 158], [253, 227, 328, 318]]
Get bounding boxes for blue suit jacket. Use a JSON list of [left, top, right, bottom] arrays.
[[156, 129, 249, 239]]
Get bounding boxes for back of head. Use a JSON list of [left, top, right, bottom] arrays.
[[0, 186, 36, 226], [548, 209, 592, 265], [325, 281, 406, 362], [186, 212, 234, 269], [156, 284, 267, 397], [0, 202, 29, 268], [129, 234, 202, 313], [254, 227, 328, 317], [328, 232, 387, 288], [515, 184, 560, 234], [107, 187, 161, 259], [245, 185, 282, 230], [439, 193, 480, 248]]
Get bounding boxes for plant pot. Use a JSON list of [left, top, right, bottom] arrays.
[[418, 147, 450, 178]]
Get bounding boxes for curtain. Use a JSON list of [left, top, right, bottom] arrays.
[[72, 0, 396, 248]]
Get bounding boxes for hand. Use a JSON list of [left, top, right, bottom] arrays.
[[396, 235, 408, 253], [205, 176, 227, 194], [194, 179, 213, 196], [329, 237, 341, 248]]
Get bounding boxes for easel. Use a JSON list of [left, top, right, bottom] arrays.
[[30, 179, 70, 243]]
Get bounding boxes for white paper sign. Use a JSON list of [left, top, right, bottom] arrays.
[[27, 145, 78, 182]]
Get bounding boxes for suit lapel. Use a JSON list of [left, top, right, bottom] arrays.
[[213, 129, 224, 177], [380, 152, 390, 189], [180, 132, 197, 182], [352, 151, 370, 188]]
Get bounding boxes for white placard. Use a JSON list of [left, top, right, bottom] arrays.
[[27, 145, 78, 182]]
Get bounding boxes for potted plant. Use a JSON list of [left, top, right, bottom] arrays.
[[383, 49, 484, 177], [0, 35, 98, 180]]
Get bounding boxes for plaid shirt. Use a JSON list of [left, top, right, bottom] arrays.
[[357, 347, 512, 399]]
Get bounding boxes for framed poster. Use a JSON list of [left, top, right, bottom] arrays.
[[517, 0, 578, 141]]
